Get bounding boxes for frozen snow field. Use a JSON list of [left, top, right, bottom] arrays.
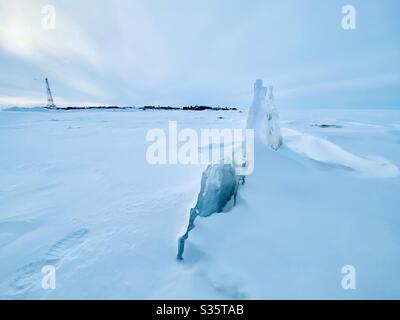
[[0, 108, 399, 299]]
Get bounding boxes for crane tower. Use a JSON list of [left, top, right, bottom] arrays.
[[45, 77, 56, 108]]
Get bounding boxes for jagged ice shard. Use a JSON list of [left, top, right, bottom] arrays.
[[246, 79, 268, 141], [265, 86, 283, 150], [247, 80, 282, 150], [177, 80, 282, 260], [177, 164, 239, 260]]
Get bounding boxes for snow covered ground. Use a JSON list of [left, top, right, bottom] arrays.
[[0, 108, 399, 299]]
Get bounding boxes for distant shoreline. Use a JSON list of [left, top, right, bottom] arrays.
[[3, 105, 240, 112]]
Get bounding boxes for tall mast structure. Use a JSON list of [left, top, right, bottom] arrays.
[[45, 77, 56, 108]]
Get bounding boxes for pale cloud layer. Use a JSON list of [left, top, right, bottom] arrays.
[[0, 0, 399, 108]]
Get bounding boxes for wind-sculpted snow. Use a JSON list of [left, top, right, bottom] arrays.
[[282, 127, 399, 178], [177, 164, 240, 260], [1, 108, 400, 298]]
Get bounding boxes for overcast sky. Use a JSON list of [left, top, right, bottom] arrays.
[[0, 0, 399, 108]]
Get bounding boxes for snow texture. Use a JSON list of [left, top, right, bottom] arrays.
[[0, 107, 399, 299]]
